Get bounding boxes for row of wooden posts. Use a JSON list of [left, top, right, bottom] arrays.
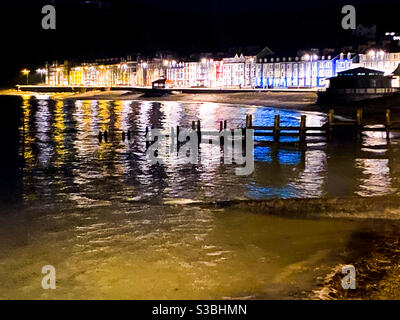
[[246, 109, 400, 141], [97, 109, 400, 144]]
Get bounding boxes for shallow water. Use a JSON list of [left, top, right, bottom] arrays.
[[1, 96, 400, 299]]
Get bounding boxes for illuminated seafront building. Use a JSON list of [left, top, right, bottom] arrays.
[[46, 59, 137, 87], [359, 50, 400, 87], [43, 49, 400, 89]]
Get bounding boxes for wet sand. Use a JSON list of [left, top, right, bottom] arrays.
[[70, 91, 320, 110], [314, 226, 400, 300]]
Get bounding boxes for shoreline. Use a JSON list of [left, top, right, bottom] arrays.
[[1, 89, 320, 111]]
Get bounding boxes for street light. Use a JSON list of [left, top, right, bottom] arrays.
[[36, 68, 46, 83], [21, 69, 30, 85]]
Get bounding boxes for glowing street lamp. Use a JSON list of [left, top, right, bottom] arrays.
[[21, 69, 30, 85], [368, 50, 376, 59], [36, 68, 46, 83]]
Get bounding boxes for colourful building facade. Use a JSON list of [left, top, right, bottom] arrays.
[[43, 50, 400, 89]]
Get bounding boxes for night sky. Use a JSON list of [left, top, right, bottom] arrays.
[[0, 0, 399, 86]]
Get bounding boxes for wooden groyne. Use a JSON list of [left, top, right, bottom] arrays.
[[97, 108, 400, 146], [248, 108, 400, 144]]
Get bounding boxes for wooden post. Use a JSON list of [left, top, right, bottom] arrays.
[[386, 108, 392, 140], [127, 130, 131, 140], [145, 127, 149, 149], [197, 120, 201, 146], [327, 109, 334, 140], [219, 121, 224, 146], [245, 115, 249, 128], [98, 131, 103, 143], [249, 115, 253, 128], [122, 131, 126, 142], [104, 130, 108, 143], [224, 120, 227, 130], [176, 125, 180, 151], [356, 108, 363, 141], [192, 121, 196, 130], [273, 115, 280, 143], [300, 115, 306, 144], [356, 109, 363, 126]]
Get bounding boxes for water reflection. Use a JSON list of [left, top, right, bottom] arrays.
[[16, 98, 400, 208]]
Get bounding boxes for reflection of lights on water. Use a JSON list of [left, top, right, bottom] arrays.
[[138, 101, 152, 131], [356, 158, 394, 197], [160, 101, 181, 129], [36, 99, 53, 167], [54, 100, 67, 164], [362, 128, 392, 150], [295, 150, 327, 198], [120, 101, 133, 131], [18, 99, 400, 205], [198, 103, 218, 129]]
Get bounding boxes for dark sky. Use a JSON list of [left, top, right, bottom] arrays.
[[0, 0, 399, 86]]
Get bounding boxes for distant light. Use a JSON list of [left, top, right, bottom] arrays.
[[368, 50, 376, 57], [21, 69, 30, 75], [312, 54, 318, 60], [99, 65, 105, 69], [163, 60, 169, 66], [201, 58, 207, 64], [303, 54, 310, 61]]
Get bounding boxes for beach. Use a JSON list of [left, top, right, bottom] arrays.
[[2, 89, 320, 110]]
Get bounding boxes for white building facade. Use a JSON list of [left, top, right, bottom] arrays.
[[359, 51, 400, 75]]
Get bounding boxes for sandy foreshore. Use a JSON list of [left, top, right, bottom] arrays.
[[66, 90, 321, 110], [314, 225, 400, 300], [1, 89, 320, 111]]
